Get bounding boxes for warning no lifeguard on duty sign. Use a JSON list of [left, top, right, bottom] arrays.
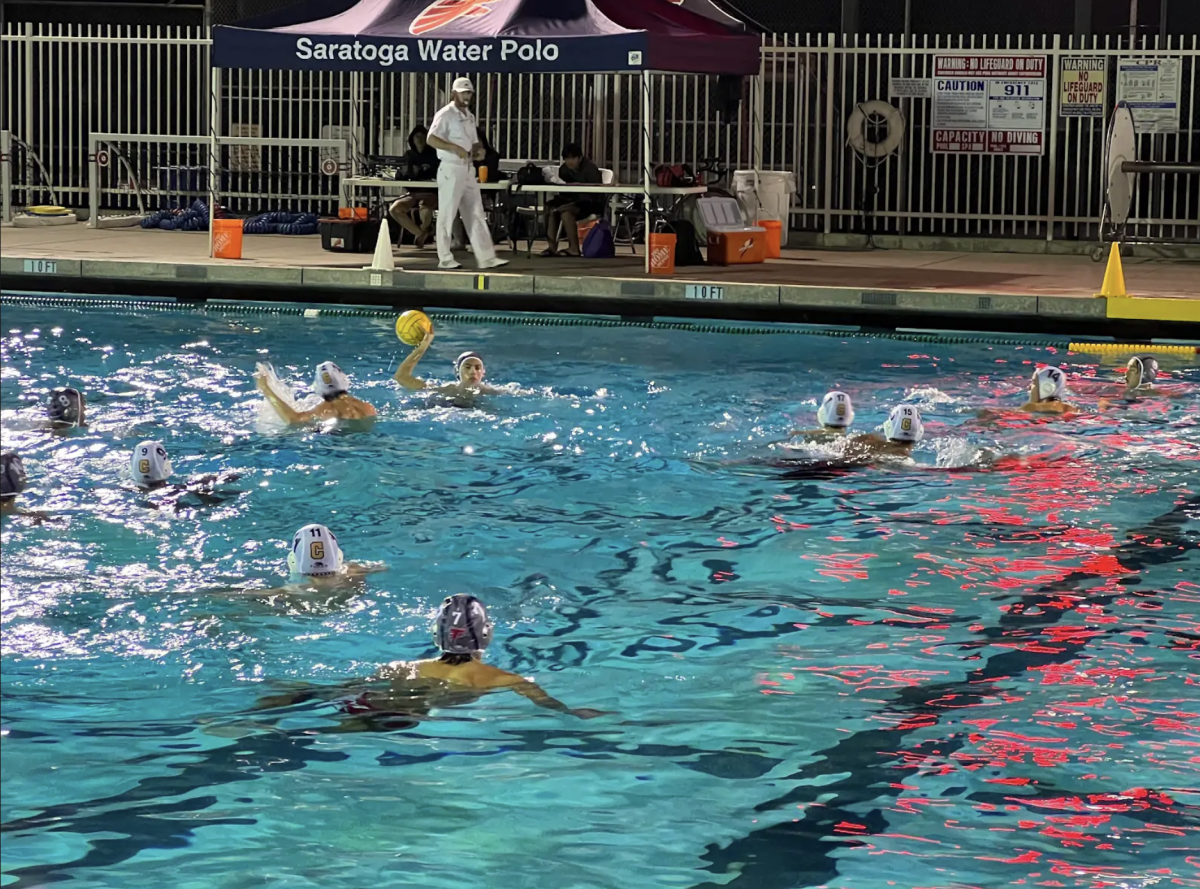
[[1059, 57, 1107, 118], [932, 55, 1047, 155]]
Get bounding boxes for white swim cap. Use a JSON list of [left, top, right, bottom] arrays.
[[1127, 355, 1159, 390], [816, 391, 854, 428], [883, 404, 924, 443], [131, 440, 173, 486], [434, 594, 492, 654], [1033, 366, 1067, 401], [314, 362, 350, 400], [287, 524, 345, 576]]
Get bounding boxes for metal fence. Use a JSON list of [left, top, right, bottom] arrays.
[[1, 24, 211, 211], [2, 23, 1196, 244], [760, 32, 1198, 243]]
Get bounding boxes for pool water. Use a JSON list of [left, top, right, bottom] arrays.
[[2, 301, 1198, 889]]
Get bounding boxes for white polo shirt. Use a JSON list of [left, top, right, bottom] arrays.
[[428, 102, 479, 163]]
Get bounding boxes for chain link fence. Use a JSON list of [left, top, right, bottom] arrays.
[[738, 0, 1074, 37], [208, 0, 315, 26], [1, 1, 202, 27]]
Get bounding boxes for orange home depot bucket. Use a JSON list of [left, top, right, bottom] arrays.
[[756, 219, 782, 257], [212, 218, 244, 260], [649, 232, 676, 275]]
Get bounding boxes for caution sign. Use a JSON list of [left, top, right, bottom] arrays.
[[1060, 57, 1106, 118]]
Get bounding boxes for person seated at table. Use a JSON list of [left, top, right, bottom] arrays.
[[388, 125, 440, 248], [542, 143, 604, 257]]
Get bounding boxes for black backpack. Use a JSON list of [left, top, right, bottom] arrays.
[[515, 162, 544, 187], [668, 219, 705, 266]]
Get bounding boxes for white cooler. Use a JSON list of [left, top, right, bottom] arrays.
[[733, 170, 796, 247]]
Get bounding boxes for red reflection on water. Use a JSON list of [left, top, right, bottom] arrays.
[[753, 432, 1199, 887], [793, 663, 950, 692], [769, 514, 811, 532], [801, 552, 877, 581]]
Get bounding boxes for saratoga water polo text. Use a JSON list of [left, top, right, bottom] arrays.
[[294, 36, 563, 66]]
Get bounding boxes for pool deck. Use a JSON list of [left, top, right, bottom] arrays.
[[2, 226, 1197, 336]]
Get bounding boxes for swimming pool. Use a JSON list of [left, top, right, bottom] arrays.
[[2, 297, 1198, 889]]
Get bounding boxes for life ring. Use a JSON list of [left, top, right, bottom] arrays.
[[847, 101, 905, 158]]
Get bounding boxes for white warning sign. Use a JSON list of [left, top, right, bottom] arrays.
[[932, 55, 1047, 154]]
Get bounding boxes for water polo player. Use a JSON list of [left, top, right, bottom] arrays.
[[789, 390, 856, 440], [250, 593, 606, 726], [254, 361, 377, 426], [394, 327, 506, 396]]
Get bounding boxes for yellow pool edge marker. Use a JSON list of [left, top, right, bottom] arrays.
[[1069, 342, 1198, 355], [1094, 243, 1127, 298], [1105, 295, 1200, 324]]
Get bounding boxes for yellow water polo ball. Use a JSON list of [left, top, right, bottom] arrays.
[[395, 310, 432, 346]]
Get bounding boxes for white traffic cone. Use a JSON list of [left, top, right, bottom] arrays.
[[364, 218, 396, 272]]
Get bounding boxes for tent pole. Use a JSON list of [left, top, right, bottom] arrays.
[[642, 68, 651, 275], [208, 64, 221, 258], [349, 71, 361, 177], [753, 38, 764, 170]]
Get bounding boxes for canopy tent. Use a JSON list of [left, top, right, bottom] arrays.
[[208, 0, 761, 269], [225, 0, 764, 32], [212, 0, 760, 74], [649, 0, 764, 33]]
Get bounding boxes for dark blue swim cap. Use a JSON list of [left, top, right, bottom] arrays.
[[1, 452, 27, 499], [47, 387, 84, 426], [434, 594, 492, 654]]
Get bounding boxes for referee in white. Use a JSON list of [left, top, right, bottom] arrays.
[[425, 77, 508, 271]]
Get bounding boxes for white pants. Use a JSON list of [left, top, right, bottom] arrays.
[[436, 160, 495, 266]]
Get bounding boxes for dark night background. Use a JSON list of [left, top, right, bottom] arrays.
[[1, 0, 1197, 37]]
